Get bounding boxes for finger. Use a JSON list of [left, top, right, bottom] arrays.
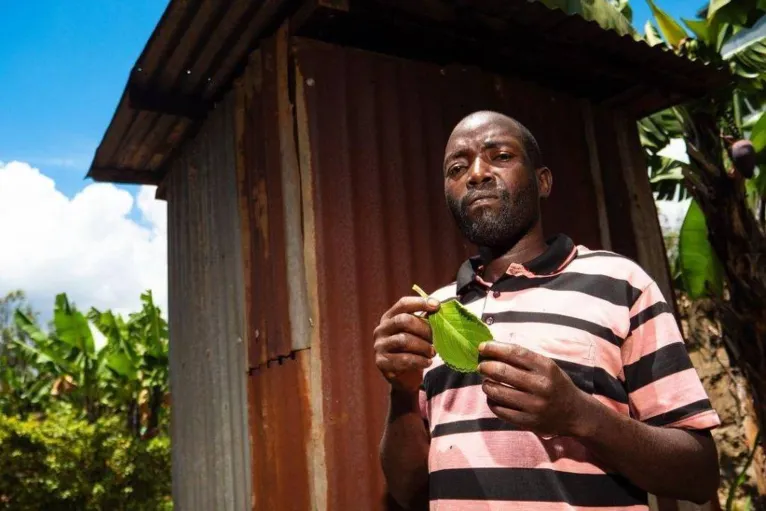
[[481, 379, 537, 411], [377, 333, 435, 358], [486, 401, 537, 429], [477, 360, 539, 392], [378, 353, 432, 374], [478, 341, 545, 371], [376, 313, 433, 341], [381, 296, 440, 321]]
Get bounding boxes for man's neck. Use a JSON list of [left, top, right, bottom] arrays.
[[478, 228, 548, 283]]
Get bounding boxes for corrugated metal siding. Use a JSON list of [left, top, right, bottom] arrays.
[[235, 32, 311, 369], [165, 92, 251, 511], [248, 352, 313, 510], [234, 28, 318, 510], [293, 38, 605, 510]]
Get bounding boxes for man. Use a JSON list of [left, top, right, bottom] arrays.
[[373, 111, 720, 510]]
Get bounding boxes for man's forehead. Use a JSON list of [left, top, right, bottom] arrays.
[[449, 113, 521, 141], [446, 125, 522, 152]]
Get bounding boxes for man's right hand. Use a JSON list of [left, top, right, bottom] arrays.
[[373, 296, 440, 393]]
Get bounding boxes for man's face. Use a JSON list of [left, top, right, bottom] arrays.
[[443, 113, 550, 250]]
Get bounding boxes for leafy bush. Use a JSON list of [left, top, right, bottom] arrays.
[[0, 405, 171, 510]]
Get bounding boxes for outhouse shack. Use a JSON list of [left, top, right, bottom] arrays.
[[87, 1, 729, 510]]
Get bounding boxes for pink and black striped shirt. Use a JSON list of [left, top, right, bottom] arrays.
[[418, 234, 720, 510]]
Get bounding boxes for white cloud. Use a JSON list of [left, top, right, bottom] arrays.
[[0, 161, 167, 321]]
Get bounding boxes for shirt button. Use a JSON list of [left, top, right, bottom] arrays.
[[492, 291, 501, 298], [486, 316, 495, 325]]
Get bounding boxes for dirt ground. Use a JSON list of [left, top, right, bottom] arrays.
[[679, 294, 759, 510]]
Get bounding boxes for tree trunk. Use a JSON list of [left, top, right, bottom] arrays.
[[684, 107, 766, 509]]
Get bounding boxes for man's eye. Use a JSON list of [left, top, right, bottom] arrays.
[[447, 165, 465, 176], [496, 153, 512, 162]]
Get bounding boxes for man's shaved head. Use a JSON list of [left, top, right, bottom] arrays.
[[442, 110, 551, 251], [447, 111, 542, 171]]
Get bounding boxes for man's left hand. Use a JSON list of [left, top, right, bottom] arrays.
[[477, 341, 593, 438]]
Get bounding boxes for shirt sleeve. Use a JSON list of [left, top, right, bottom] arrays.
[[620, 280, 721, 430]]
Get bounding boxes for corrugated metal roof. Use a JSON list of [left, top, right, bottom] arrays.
[[87, 0, 731, 187]]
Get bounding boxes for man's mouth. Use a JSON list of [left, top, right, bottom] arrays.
[[466, 192, 500, 208]]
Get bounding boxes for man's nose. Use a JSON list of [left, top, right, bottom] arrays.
[[467, 158, 493, 187]]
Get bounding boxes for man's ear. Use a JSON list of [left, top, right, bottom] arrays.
[[537, 167, 552, 199]]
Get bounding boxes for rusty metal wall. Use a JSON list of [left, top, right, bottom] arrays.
[[292, 37, 604, 510], [165, 92, 251, 511], [248, 352, 313, 510], [233, 27, 317, 510]]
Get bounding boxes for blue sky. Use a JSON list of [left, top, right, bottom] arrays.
[[0, 0, 699, 205], [0, 1, 168, 202]]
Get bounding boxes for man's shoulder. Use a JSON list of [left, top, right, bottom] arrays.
[[427, 282, 459, 302], [571, 245, 655, 291]]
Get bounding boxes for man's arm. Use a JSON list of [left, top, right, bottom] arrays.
[[575, 395, 719, 504], [374, 295, 440, 509], [478, 340, 720, 504], [380, 388, 430, 510]]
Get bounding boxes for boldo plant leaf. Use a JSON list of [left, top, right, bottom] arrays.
[[412, 284, 493, 373]]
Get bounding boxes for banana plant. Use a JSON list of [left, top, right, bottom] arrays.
[[13, 293, 142, 423], [535, 0, 638, 38], [638, 0, 766, 504], [88, 290, 169, 437], [637, 0, 766, 300]]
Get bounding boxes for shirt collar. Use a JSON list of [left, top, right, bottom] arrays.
[[455, 233, 577, 294]]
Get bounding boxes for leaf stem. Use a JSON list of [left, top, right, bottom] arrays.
[[411, 284, 428, 299]]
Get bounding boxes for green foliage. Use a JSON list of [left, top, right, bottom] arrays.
[[534, 0, 638, 38], [678, 200, 725, 299], [0, 405, 171, 510], [0, 290, 172, 509], [646, 0, 689, 47], [3, 291, 169, 437], [412, 285, 493, 373], [638, 0, 766, 297]]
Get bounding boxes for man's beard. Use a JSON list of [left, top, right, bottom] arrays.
[[446, 180, 538, 251]]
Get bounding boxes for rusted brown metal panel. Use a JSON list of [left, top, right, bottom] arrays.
[[235, 35, 299, 368], [248, 351, 313, 511], [293, 37, 606, 510], [165, 91, 251, 511]]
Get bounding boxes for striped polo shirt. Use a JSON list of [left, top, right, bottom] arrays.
[[418, 233, 720, 510]]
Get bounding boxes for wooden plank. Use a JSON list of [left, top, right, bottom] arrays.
[[614, 113, 677, 309], [581, 100, 612, 251]]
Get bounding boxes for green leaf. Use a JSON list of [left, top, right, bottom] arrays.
[[412, 285, 493, 373], [53, 294, 95, 356], [534, 0, 637, 38], [708, 0, 733, 20], [750, 110, 766, 153], [754, 167, 766, 197], [12, 338, 74, 374], [678, 200, 725, 299], [105, 352, 138, 380], [645, 21, 664, 46], [13, 310, 49, 345], [682, 18, 709, 43], [645, 0, 688, 47]]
